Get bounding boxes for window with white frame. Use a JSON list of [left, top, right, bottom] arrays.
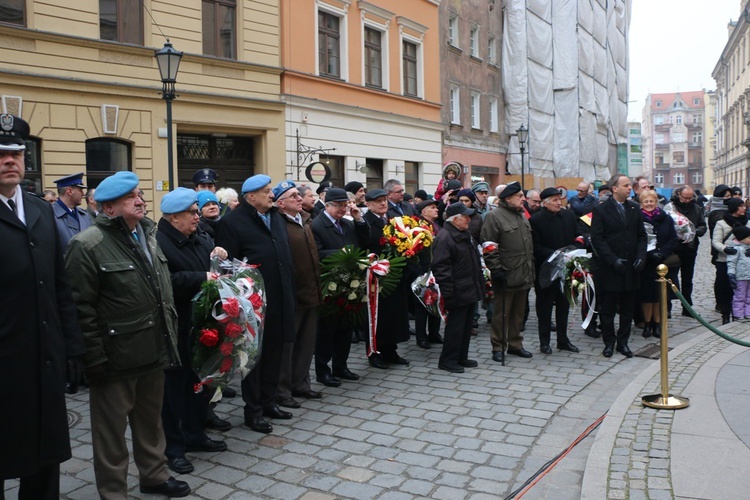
[[470, 25, 479, 57], [656, 100, 662, 107], [488, 36, 496, 64], [470, 91, 481, 129], [693, 114, 702, 123], [654, 173, 664, 184], [693, 98, 700, 105], [674, 172, 685, 184], [676, 115, 682, 124], [450, 85, 461, 125], [402, 40, 419, 97], [654, 115, 663, 125], [364, 27, 383, 88], [692, 172, 702, 184], [448, 15, 459, 47], [489, 97, 498, 132], [319, 10, 341, 78], [692, 132, 702, 143]]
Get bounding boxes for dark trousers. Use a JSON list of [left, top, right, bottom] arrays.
[[676, 248, 697, 305], [315, 317, 353, 378], [1, 464, 59, 500], [536, 284, 571, 347], [439, 304, 474, 366], [278, 306, 318, 398], [414, 303, 440, 344], [599, 290, 636, 348], [162, 366, 210, 459], [241, 313, 285, 419], [715, 261, 734, 317]]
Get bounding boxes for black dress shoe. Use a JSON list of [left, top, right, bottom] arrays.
[[507, 348, 533, 358], [558, 342, 579, 353], [166, 456, 194, 475], [332, 368, 360, 380], [584, 326, 600, 338], [540, 345, 552, 354], [368, 355, 389, 369], [427, 334, 444, 344], [292, 389, 323, 399], [205, 416, 231, 432], [458, 359, 478, 367], [263, 405, 293, 420], [492, 351, 505, 363], [245, 416, 273, 434], [140, 477, 191, 497], [383, 353, 410, 366], [616, 345, 633, 358], [221, 387, 237, 398], [316, 373, 341, 387], [438, 362, 464, 373], [602, 345, 614, 357], [185, 438, 228, 453], [277, 397, 301, 409], [417, 340, 431, 349]]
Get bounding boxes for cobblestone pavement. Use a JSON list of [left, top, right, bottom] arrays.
[[4, 242, 727, 499]]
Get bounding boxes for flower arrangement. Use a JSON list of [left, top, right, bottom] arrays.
[[562, 252, 593, 308], [411, 272, 446, 321], [191, 260, 265, 399], [319, 246, 405, 326], [664, 202, 696, 243], [381, 216, 434, 258]]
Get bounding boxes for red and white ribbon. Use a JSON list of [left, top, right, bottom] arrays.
[[365, 253, 390, 357]]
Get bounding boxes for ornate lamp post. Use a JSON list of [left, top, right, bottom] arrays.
[[155, 40, 183, 192], [517, 124, 528, 190]]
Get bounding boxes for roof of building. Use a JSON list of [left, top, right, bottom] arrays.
[[650, 90, 705, 112]]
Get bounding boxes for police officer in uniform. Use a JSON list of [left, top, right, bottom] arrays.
[[52, 172, 92, 250]]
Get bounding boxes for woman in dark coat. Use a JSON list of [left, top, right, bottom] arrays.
[[156, 188, 229, 474], [638, 190, 679, 338], [414, 199, 443, 348]]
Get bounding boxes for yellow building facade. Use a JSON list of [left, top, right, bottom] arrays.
[[0, 0, 286, 210]]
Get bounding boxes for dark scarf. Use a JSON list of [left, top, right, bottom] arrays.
[[723, 212, 748, 228]]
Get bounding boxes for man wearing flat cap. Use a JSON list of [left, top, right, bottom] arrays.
[[0, 114, 86, 499], [311, 187, 370, 387], [471, 181, 493, 217], [215, 174, 296, 434], [312, 181, 333, 218], [192, 168, 218, 193], [65, 171, 189, 498], [52, 172, 92, 251], [480, 181, 535, 364], [530, 188, 583, 355]]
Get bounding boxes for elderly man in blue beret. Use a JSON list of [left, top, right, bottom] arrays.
[[65, 172, 190, 498], [52, 172, 92, 251], [215, 174, 297, 434]]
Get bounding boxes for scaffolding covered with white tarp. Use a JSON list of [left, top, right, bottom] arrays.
[[502, 0, 631, 182]]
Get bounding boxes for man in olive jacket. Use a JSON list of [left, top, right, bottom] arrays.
[[480, 182, 535, 364], [66, 171, 188, 499]]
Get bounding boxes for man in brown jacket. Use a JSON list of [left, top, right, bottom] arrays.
[[480, 181, 535, 364], [273, 181, 324, 407]]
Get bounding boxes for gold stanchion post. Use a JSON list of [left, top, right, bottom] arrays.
[[641, 264, 690, 409]]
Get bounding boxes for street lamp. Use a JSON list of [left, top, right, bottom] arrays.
[[155, 40, 183, 192], [517, 124, 528, 190]]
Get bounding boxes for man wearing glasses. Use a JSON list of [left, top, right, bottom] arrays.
[[569, 181, 598, 217], [385, 179, 416, 218], [669, 186, 707, 315]]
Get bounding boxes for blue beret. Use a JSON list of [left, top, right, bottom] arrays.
[[196, 190, 219, 210], [272, 180, 296, 200], [192, 168, 217, 185], [94, 171, 139, 202], [54, 172, 86, 189], [242, 174, 272, 194], [161, 187, 198, 214]]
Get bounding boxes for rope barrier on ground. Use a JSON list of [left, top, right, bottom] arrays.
[[670, 281, 750, 348]]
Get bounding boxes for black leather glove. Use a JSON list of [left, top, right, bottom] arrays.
[[65, 357, 84, 394], [695, 226, 707, 237], [633, 259, 645, 272], [729, 275, 738, 289], [84, 363, 107, 386], [491, 270, 508, 289], [724, 247, 739, 255], [612, 259, 627, 274], [649, 253, 664, 264]]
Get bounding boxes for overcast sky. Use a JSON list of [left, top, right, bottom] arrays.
[[628, 0, 741, 121]]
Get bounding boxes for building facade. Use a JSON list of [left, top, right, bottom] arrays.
[[641, 91, 705, 191], [704, 90, 717, 194], [626, 120, 642, 178], [0, 0, 286, 208], [280, 0, 442, 194], [440, 0, 505, 191]]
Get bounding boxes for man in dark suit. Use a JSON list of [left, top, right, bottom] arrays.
[[590, 174, 647, 358], [0, 114, 85, 499], [311, 188, 370, 387], [311, 181, 333, 219], [385, 178, 416, 218]]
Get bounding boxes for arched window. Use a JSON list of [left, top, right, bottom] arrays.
[[85, 138, 132, 188]]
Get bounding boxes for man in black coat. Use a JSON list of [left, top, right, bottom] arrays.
[[385, 178, 416, 218], [311, 188, 370, 387], [0, 114, 85, 499], [590, 174, 647, 358], [529, 188, 582, 354], [215, 175, 296, 435], [669, 186, 707, 314]]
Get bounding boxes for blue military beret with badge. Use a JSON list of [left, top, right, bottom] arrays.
[[272, 180, 296, 200], [242, 174, 272, 194], [94, 171, 140, 202], [0, 114, 29, 151], [161, 187, 198, 214], [196, 190, 219, 210]]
